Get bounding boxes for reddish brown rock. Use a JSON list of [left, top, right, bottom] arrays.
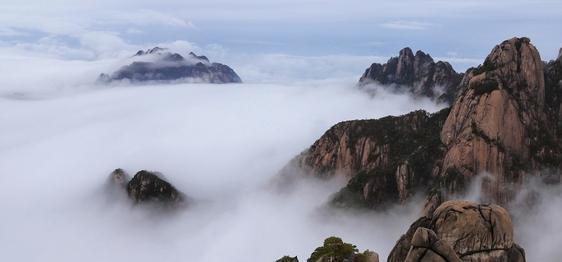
[[391, 200, 526, 262], [439, 37, 561, 205]]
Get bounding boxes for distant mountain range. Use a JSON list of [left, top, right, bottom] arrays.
[[98, 47, 242, 84]]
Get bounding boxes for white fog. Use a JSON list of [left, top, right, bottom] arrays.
[[0, 52, 445, 261]]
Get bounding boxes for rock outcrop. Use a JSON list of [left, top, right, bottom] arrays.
[[285, 109, 449, 209], [438, 37, 562, 205], [106, 169, 186, 208], [359, 48, 462, 104], [98, 47, 242, 84], [127, 170, 185, 205], [283, 37, 562, 211], [389, 200, 525, 262]]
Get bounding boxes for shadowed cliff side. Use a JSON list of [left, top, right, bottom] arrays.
[[359, 48, 463, 104]]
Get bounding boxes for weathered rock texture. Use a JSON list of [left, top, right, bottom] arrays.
[[98, 47, 242, 84], [287, 109, 449, 209], [439, 37, 562, 205], [389, 200, 525, 262], [359, 48, 463, 104], [285, 37, 562, 210]]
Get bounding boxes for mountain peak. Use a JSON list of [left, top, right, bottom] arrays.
[[398, 47, 414, 58], [135, 47, 167, 56], [99, 48, 242, 84], [359, 47, 461, 104]]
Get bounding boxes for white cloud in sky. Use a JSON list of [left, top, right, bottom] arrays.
[[100, 9, 197, 29], [380, 20, 433, 30]]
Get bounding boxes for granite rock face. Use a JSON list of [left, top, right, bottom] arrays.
[[439, 37, 562, 205], [284, 37, 562, 211], [390, 200, 525, 262], [359, 48, 463, 104], [286, 109, 449, 209], [98, 47, 242, 84]]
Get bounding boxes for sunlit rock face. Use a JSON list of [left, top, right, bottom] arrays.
[[439, 37, 562, 205], [98, 47, 242, 84], [284, 108, 450, 209], [359, 48, 463, 104], [389, 200, 525, 262]]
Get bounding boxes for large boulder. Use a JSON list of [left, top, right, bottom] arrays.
[[390, 200, 525, 262], [98, 47, 242, 84], [359, 48, 463, 104]]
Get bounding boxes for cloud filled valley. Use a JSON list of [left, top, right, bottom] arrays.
[[2, 25, 562, 262], [0, 52, 444, 261]]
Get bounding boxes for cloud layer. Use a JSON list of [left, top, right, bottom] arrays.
[[0, 62, 443, 261]]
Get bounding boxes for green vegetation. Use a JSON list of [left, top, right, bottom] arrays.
[[307, 237, 358, 262], [278, 237, 377, 262], [472, 79, 499, 96], [329, 108, 451, 209], [472, 60, 496, 75]]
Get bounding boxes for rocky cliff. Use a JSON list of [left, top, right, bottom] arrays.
[[98, 47, 242, 84], [359, 48, 462, 104], [286, 109, 449, 208], [438, 37, 562, 205], [284, 37, 562, 210]]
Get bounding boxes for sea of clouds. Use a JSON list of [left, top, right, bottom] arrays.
[[0, 45, 560, 262], [0, 48, 443, 261]]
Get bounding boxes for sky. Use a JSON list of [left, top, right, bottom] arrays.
[[1, 0, 562, 71]]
